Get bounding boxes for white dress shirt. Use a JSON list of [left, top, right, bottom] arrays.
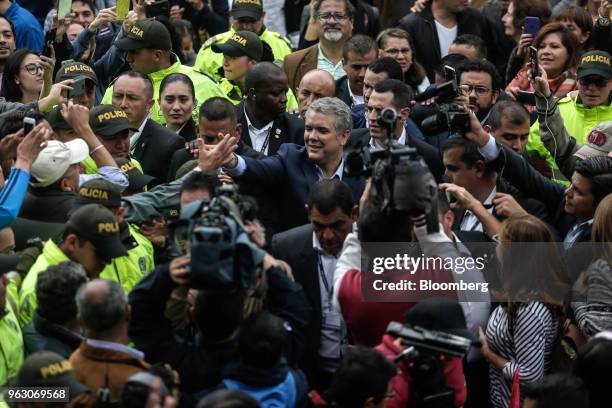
[[129, 115, 150, 154], [460, 186, 496, 232], [244, 106, 274, 155]]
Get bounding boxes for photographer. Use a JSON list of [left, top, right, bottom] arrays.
[[374, 298, 471, 408], [128, 228, 311, 399]]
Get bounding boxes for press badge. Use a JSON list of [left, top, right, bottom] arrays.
[[321, 310, 343, 330]]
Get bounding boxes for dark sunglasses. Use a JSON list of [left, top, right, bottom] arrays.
[[579, 76, 609, 87]]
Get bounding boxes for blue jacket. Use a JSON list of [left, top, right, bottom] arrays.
[[0, 168, 30, 229], [235, 143, 365, 231], [221, 359, 309, 408], [5, 1, 44, 53], [351, 103, 425, 141]]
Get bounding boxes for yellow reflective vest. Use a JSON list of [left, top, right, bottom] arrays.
[[195, 28, 293, 81], [0, 300, 23, 386], [102, 55, 225, 125]]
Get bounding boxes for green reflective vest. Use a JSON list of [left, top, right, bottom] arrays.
[[82, 155, 143, 175], [18, 240, 69, 328], [218, 78, 299, 110], [102, 56, 225, 125], [100, 224, 154, 293], [527, 95, 612, 183], [0, 300, 23, 386], [195, 28, 293, 81]]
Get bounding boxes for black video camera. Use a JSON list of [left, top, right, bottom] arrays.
[[414, 77, 470, 135], [344, 108, 439, 232], [386, 322, 472, 408], [167, 185, 265, 291]]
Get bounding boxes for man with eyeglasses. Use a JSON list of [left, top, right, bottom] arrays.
[[526, 50, 612, 183], [283, 0, 354, 93], [195, 0, 293, 81], [455, 60, 501, 127]]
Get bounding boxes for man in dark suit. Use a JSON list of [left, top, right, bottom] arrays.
[[441, 137, 549, 233], [464, 110, 612, 281], [346, 79, 446, 182], [270, 179, 357, 391], [111, 71, 184, 184], [238, 62, 305, 156], [222, 97, 365, 231], [334, 35, 377, 108]]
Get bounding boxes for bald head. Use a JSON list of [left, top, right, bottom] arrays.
[[76, 279, 127, 336], [297, 70, 336, 119], [244, 62, 287, 92]]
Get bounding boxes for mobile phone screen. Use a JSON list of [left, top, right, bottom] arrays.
[[57, 0, 72, 19], [116, 0, 130, 21]]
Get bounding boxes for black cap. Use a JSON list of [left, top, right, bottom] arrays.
[[66, 204, 128, 260], [405, 298, 479, 344], [17, 352, 89, 397], [232, 0, 263, 19], [55, 60, 98, 85], [0, 255, 18, 276], [46, 106, 71, 131], [89, 105, 134, 138], [578, 50, 612, 80], [115, 157, 155, 191], [115, 20, 173, 51], [212, 31, 263, 61], [77, 179, 122, 208]]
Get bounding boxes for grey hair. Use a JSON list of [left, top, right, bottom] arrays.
[[306, 97, 352, 135], [76, 279, 127, 332]]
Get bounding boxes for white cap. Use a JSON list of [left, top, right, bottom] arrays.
[[575, 121, 612, 160], [30, 139, 89, 187]]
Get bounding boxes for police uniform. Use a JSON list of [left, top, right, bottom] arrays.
[[211, 31, 298, 109], [0, 257, 23, 386], [101, 20, 225, 125], [84, 105, 144, 177], [77, 180, 155, 294], [195, 0, 292, 81], [18, 205, 128, 328]]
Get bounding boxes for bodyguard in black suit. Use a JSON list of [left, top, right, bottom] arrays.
[[131, 118, 185, 184], [237, 63, 305, 156], [270, 180, 357, 390]]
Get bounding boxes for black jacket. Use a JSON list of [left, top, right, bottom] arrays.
[[270, 224, 321, 385], [397, 5, 497, 83], [335, 76, 353, 108], [128, 263, 312, 393], [236, 101, 305, 156], [22, 313, 83, 358], [347, 128, 446, 183], [131, 119, 185, 184], [488, 143, 593, 281], [177, 118, 198, 143]]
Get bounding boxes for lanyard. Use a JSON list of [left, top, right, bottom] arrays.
[[317, 253, 334, 310], [259, 126, 273, 154]]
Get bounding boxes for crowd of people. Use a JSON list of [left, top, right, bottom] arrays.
[[0, 0, 611, 407]]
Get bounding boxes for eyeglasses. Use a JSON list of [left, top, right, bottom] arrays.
[[24, 63, 43, 75], [317, 12, 350, 21], [383, 48, 412, 56], [459, 84, 491, 95], [579, 76, 608, 88]]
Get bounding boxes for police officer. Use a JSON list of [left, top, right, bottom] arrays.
[[195, 0, 293, 81], [18, 204, 127, 328], [84, 105, 143, 176], [0, 255, 23, 386], [115, 157, 155, 194], [75, 179, 155, 294], [101, 20, 225, 125], [55, 60, 99, 109], [212, 30, 298, 109]]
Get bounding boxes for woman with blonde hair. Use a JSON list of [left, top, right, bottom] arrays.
[[479, 214, 568, 408]]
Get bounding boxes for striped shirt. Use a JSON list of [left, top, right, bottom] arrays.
[[485, 302, 558, 408], [572, 259, 612, 339]]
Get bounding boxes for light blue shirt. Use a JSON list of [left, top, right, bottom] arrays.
[[80, 166, 129, 191], [316, 44, 346, 80]]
